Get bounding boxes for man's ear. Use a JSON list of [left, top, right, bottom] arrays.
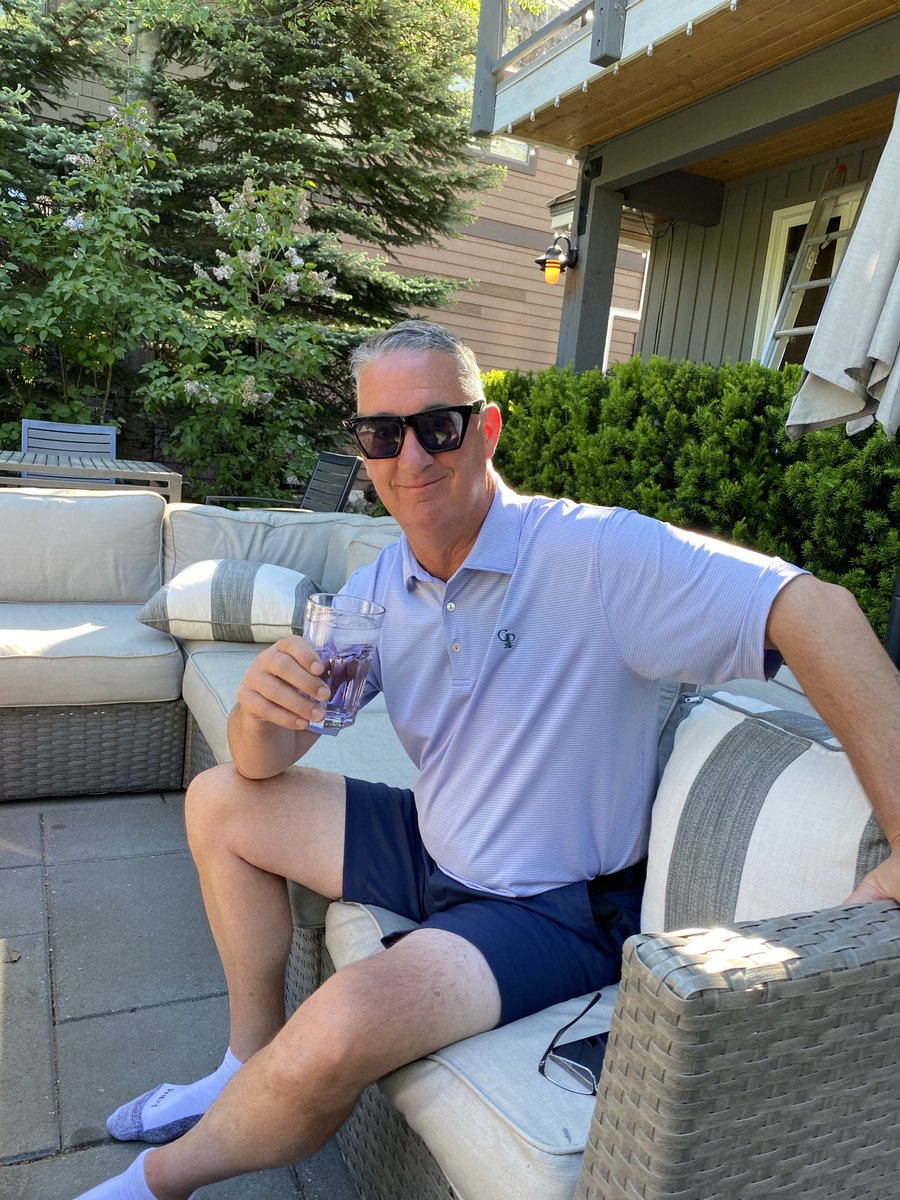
[[483, 403, 503, 459]]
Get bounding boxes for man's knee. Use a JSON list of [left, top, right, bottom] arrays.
[[274, 971, 388, 1095], [184, 762, 242, 846]]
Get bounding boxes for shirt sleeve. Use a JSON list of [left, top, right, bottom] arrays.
[[595, 508, 805, 683]]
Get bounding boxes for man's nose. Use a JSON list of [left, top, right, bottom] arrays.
[[397, 424, 433, 464]]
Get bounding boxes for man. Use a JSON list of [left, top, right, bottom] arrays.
[[75, 320, 900, 1200]]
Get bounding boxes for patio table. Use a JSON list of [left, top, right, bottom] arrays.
[[0, 450, 182, 501]]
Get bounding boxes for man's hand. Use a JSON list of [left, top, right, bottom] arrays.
[[236, 634, 332, 732], [227, 635, 332, 779], [845, 847, 900, 906]]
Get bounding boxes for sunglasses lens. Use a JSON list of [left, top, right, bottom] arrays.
[[415, 409, 465, 452], [351, 418, 403, 459]]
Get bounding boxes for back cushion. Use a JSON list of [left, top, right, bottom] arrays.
[[2, 488, 165, 602], [163, 505, 400, 592], [642, 693, 888, 933]]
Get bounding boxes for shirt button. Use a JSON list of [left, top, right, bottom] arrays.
[[446, 601, 456, 611], [451, 642, 462, 652]]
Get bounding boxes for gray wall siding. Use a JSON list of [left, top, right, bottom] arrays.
[[636, 136, 886, 365]]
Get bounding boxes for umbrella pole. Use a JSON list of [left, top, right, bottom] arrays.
[[885, 564, 900, 669]]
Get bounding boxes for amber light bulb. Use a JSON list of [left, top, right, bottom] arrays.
[[544, 258, 562, 285]]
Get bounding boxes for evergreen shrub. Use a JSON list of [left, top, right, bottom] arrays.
[[485, 356, 900, 638]]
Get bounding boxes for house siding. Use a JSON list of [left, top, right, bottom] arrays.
[[636, 135, 886, 365], [346, 147, 579, 374]]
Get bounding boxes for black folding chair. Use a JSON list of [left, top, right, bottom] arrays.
[[205, 451, 362, 513]]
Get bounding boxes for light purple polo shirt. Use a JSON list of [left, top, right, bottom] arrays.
[[344, 478, 802, 898]]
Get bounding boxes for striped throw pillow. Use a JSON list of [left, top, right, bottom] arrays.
[[139, 559, 318, 643], [641, 693, 888, 934]]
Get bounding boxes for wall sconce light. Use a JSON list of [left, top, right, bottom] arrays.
[[534, 234, 578, 285]]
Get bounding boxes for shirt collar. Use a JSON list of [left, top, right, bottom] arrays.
[[401, 474, 525, 588]]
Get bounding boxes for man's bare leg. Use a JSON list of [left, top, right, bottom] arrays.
[[184, 762, 347, 1057], [103, 926, 500, 1200], [107, 761, 347, 1143]]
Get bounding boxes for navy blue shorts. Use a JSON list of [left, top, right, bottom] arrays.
[[341, 777, 645, 1027]]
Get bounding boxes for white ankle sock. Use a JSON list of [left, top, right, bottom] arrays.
[[107, 1048, 243, 1144], [72, 1150, 195, 1200]]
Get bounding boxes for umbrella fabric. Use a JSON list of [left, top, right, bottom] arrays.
[[786, 95, 900, 441]]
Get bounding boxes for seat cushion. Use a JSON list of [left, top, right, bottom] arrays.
[[0, 603, 183, 705], [163, 505, 400, 594], [1, 488, 165, 603], [182, 645, 418, 786], [325, 900, 619, 1200], [642, 691, 889, 933]]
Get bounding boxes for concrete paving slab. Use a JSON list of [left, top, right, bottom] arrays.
[[0, 934, 58, 1163], [57, 993, 230, 1148], [0, 1142, 137, 1200], [0, 807, 42, 868], [0, 864, 45, 937], [48, 852, 225, 1021], [0, 1140, 307, 1200], [44, 793, 187, 863]]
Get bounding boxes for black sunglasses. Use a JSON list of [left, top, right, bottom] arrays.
[[342, 402, 484, 460]]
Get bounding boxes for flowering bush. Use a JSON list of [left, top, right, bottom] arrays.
[[0, 102, 181, 436], [138, 176, 340, 497]]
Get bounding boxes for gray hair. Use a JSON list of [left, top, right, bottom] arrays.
[[350, 320, 485, 404]]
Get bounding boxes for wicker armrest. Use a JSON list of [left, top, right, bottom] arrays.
[[578, 900, 900, 1200]]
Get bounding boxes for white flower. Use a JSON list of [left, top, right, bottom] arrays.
[[287, 250, 304, 268], [63, 213, 85, 232], [312, 269, 337, 298], [238, 246, 261, 267], [212, 265, 234, 281], [193, 263, 211, 280], [282, 271, 299, 295]]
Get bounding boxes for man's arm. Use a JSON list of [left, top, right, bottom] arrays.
[[766, 573, 900, 903], [227, 635, 333, 779]]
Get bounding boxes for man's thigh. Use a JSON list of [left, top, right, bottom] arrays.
[[187, 762, 347, 900]]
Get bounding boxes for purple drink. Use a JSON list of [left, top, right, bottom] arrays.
[[302, 592, 385, 736], [309, 641, 376, 734]]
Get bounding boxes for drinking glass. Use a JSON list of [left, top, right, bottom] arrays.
[[301, 593, 385, 735]]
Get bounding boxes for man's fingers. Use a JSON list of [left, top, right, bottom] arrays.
[[842, 850, 900, 905], [237, 636, 332, 729]]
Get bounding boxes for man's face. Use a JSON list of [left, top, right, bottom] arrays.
[[355, 349, 500, 546]]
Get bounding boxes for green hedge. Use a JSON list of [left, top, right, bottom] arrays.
[[484, 356, 900, 639]]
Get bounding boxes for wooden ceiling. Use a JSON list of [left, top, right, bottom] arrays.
[[508, 0, 900, 160], [685, 92, 897, 181]]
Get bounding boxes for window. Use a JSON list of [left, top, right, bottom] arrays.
[[753, 187, 864, 363]]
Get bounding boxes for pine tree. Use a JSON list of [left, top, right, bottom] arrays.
[[129, 0, 500, 323]]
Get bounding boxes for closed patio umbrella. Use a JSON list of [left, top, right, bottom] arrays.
[[785, 96, 900, 665]]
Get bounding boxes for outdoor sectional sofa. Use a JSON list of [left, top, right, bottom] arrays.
[[2, 485, 899, 1199]]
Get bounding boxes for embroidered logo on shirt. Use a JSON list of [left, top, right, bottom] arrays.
[[497, 629, 517, 649]]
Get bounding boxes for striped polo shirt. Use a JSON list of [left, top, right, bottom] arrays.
[[344, 477, 803, 898]]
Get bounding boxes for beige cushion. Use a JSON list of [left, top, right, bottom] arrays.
[[1, 488, 165, 603], [182, 645, 418, 786], [163, 505, 400, 593], [326, 900, 619, 1200], [642, 692, 888, 933], [139, 559, 318, 642], [0, 603, 183, 705]]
